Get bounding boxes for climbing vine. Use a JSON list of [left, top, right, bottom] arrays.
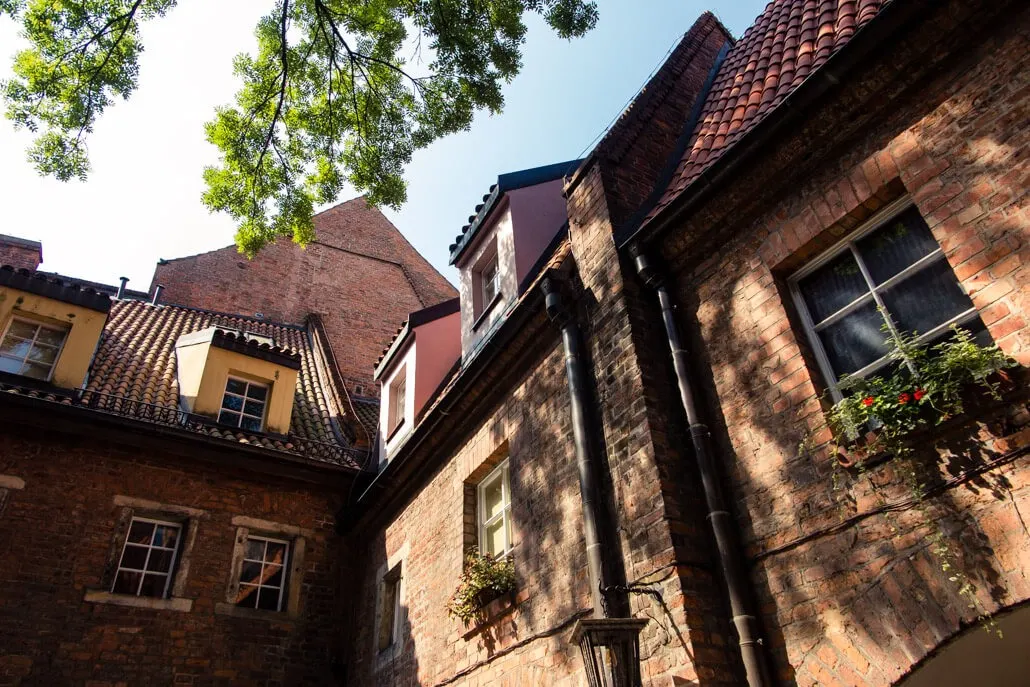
[[828, 323, 1016, 635]]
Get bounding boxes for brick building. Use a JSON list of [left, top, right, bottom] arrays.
[[1, 0, 1028, 686]]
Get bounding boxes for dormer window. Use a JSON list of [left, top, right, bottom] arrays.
[[0, 317, 68, 381], [480, 255, 499, 307], [387, 368, 407, 437], [218, 377, 269, 432], [472, 245, 501, 322]]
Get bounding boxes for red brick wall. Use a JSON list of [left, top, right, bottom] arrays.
[[654, 4, 1030, 685], [151, 198, 456, 393], [0, 242, 41, 272], [346, 342, 595, 686], [0, 426, 346, 686]]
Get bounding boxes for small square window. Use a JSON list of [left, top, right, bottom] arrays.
[[790, 200, 985, 399], [377, 564, 402, 652], [387, 369, 407, 437], [218, 376, 268, 432], [0, 317, 68, 381], [478, 460, 512, 559], [234, 535, 290, 612], [111, 517, 183, 599]]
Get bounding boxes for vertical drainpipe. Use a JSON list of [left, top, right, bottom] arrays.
[[632, 247, 773, 687], [541, 272, 620, 619]]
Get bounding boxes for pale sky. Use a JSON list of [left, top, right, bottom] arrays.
[[0, 1, 767, 290]]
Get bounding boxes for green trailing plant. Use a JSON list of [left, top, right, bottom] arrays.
[[827, 322, 1016, 636], [446, 547, 516, 628]]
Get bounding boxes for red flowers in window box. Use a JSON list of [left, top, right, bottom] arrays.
[[913, 389, 926, 401], [862, 396, 875, 407], [898, 392, 911, 404]]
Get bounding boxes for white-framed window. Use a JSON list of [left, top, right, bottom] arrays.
[[387, 368, 407, 437], [0, 317, 68, 381], [234, 535, 290, 612], [789, 198, 983, 400], [219, 376, 269, 432], [377, 563, 402, 653], [111, 517, 182, 598], [478, 459, 512, 558], [480, 254, 500, 307]]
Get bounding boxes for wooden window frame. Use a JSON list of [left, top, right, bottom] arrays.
[[218, 375, 269, 431], [477, 459, 513, 558], [0, 316, 69, 382]]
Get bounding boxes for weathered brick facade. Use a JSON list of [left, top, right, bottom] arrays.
[[0, 426, 348, 687], [151, 198, 456, 393]]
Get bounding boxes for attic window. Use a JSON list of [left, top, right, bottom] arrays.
[[219, 377, 269, 431], [472, 243, 501, 322], [0, 317, 68, 381], [387, 368, 407, 437]]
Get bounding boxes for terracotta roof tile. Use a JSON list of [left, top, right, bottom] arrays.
[[641, 0, 889, 227], [76, 300, 362, 469]]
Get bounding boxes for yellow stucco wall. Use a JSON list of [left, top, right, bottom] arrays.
[[0, 287, 107, 389], [175, 340, 297, 435]]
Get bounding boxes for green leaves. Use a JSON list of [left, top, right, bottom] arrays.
[[446, 547, 517, 627], [828, 323, 1016, 460], [3, 0, 598, 255]]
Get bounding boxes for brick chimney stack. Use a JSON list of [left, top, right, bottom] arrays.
[[0, 234, 43, 271]]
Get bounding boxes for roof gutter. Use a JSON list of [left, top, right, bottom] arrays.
[[618, 0, 919, 250]]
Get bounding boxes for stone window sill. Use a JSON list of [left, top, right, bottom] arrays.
[[214, 602, 296, 622], [460, 588, 529, 640], [84, 590, 193, 612]]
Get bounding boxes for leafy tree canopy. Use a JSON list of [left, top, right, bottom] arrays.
[[1, 0, 598, 254]]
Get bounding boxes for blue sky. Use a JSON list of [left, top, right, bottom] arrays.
[[0, 1, 768, 288]]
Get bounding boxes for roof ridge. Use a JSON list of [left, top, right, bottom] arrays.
[[113, 298, 307, 331]]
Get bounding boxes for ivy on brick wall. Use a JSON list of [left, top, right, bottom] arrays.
[[828, 321, 1017, 635]]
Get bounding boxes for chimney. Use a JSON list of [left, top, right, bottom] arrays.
[[151, 284, 164, 306], [0, 234, 43, 272], [116, 277, 129, 299]]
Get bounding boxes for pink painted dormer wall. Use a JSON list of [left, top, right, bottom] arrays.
[[374, 299, 460, 465], [508, 179, 568, 286], [455, 177, 570, 361]]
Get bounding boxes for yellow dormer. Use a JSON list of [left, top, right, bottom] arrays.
[[0, 267, 110, 389], [174, 327, 300, 435]]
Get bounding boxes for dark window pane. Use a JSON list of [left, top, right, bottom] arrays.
[[221, 394, 244, 411], [35, 327, 66, 347], [225, 378, 247, 395], [818, 302, 890, 377], [26, 345, 57, 364], [797, 251, 869, 323], [265, 542, 287, 565], [113, 570, 142, 595], [236, 583, 259, 607], [264, 565, 283, 588], [139, 573, 167, 598], [0, 337, 30, 357], [248, 385, 268, 401], [244, 400, 264, 417], [7, 321, 37, 339], [856, 207, 940, 284], [120, 544, 149, 570], [257, 587, 281, 611], [241, 416, 263, 432], [128, 520, 155, 545], [21, 363, 49, 379], [218, 410, 241, 427], [881, 259, 974, 336], [148, 549, 175, 573], [245, 539, 265, 561], [153, 525, 178, 549], [239, 561, 263, 585]]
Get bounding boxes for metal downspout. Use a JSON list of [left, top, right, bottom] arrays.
[[541, 273, 619, 618], [633, 249, 773, 687]]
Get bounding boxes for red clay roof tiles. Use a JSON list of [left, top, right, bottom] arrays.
[[641, 0, 889, 226]]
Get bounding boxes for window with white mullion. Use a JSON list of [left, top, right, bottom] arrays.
[[235, 535, 290, 612], [112, 517, 182, 598], [478, 460, 512, 558], [218, 376, 268, 432], [791, 200, 986, 400], [0, 317, 68, 381]]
